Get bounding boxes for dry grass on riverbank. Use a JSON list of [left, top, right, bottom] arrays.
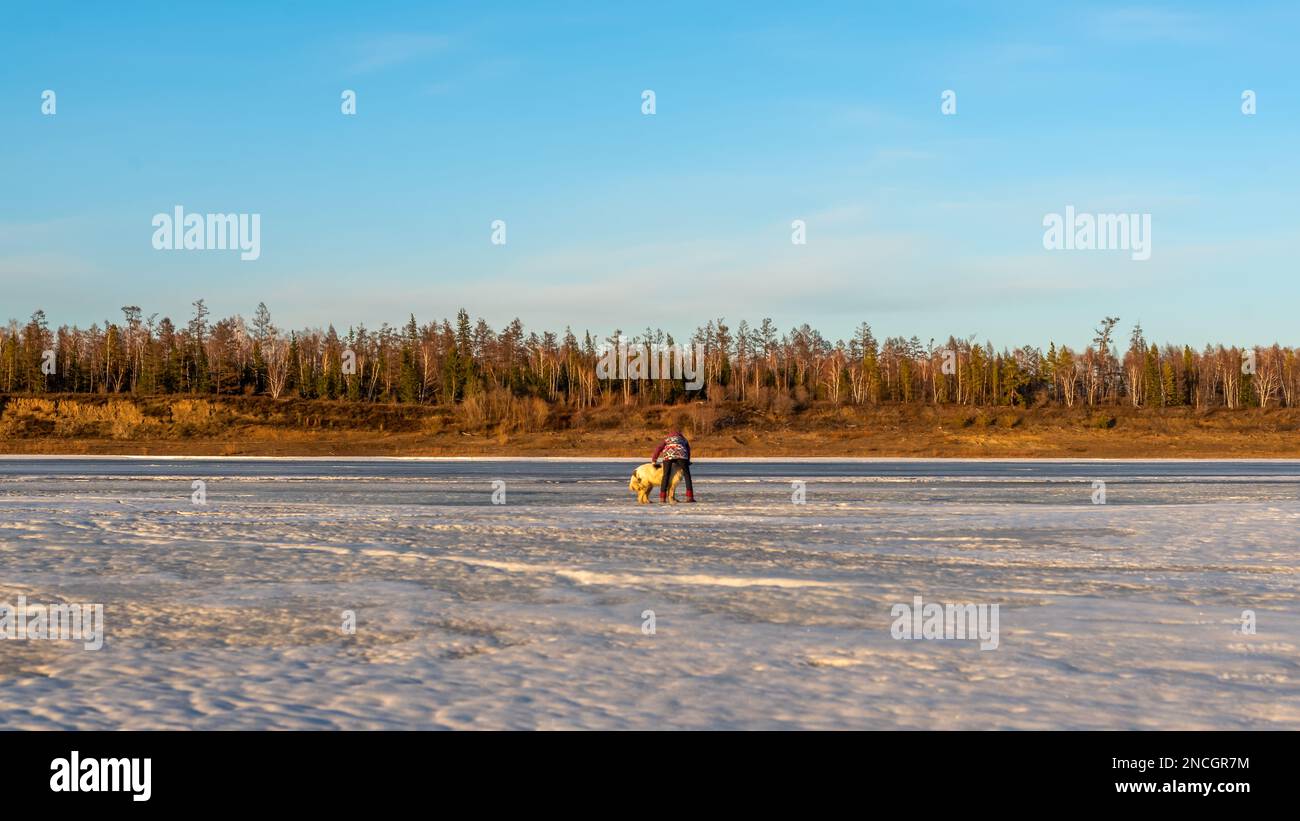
[[2, 394, 1299, 458]]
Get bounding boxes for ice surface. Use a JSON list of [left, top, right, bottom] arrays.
[[0, 457, 1296, 729]]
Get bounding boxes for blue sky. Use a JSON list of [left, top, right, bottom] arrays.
[[3, 1, 1297, 349]]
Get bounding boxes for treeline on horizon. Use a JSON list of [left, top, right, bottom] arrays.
[[2, 303, 1297, 411]]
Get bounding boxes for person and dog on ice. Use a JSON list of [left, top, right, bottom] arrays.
[[629, 430, 696, 504]]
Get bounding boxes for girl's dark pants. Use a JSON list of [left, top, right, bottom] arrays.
[[661, 459, 693, 497]]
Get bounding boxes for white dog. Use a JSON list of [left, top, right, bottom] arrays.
[[629, 462, 682, 504]]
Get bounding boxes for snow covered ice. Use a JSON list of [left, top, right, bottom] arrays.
[[1, 457, 1296, 729]]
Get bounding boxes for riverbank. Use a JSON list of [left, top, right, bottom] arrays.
[[3, 394, 1300, 458]]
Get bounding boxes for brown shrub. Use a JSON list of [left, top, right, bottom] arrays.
[[170, 399, 219, 435]]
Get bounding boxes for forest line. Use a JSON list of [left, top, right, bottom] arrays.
[[3, 303, 1295, 411]]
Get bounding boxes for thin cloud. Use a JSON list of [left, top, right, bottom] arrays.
[[349, 33, 452, 74], [1089, 6, 1218, 43]]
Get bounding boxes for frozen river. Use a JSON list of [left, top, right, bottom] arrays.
[[1, 457, 1296, 729]]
